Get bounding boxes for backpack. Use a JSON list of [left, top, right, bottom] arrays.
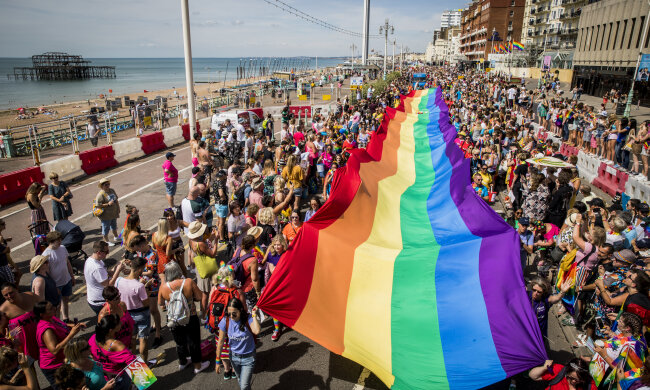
[[232, 184, 248, 208], [207, 286, 239, 333], [166, 279, 190, 328], [92, 199, 104, 217], [227, 248, 255, 286]]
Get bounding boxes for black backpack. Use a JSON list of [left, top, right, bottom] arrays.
[[233, 184, 249, 208]]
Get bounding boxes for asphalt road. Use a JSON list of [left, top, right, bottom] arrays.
[[2, 130, 388, 390]]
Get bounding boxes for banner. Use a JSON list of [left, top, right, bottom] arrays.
[[542, 56, 552, 71], [350, 76, 363, 90], [636, 54, 650, 81]]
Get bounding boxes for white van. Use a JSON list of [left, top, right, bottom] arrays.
[[214, 110, 263, 133]]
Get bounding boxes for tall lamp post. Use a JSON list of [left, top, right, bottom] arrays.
[[392, 39, 396, 71], [181, 0, 196, 138], [379, 19, 394, 79], [350, 44, 357, 75], [624, 0, 650, 117]]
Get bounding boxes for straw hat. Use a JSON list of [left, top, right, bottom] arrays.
[[98, 178, 110, 188], [251, 177, 263, 189], [187, 221, 207, 239], [247, 226, 263, 239], [30, 255, 49, 273], [564, 213, 578, 228]]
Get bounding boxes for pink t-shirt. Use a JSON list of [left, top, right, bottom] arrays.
[[576, 242, 599, 270], [8, 312, 40, 360], [115, 277, 147, 311], [293, 131, 305, 146], [88, 334, 137, 375], [248, 190, 264, 209], [162, 160, 178, 183], [36, 317, 69, 370], [103, 304, 135, 347]]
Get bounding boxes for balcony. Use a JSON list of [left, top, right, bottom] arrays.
[[531, 8, 536, 14], [560, 10, 581, 20], [560, 27, 578, 35]]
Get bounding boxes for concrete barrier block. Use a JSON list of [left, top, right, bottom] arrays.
[[40, 155, 83, 183], [625, 176, 650, 200], [113, 138, 144, 163], [163, 126, 184, 146]]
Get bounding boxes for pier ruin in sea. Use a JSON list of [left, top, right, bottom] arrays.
[[9, 52, 116, 80]]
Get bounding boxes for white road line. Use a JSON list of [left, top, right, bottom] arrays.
[[353, 368, 371, 390], [0, 145, 190, 220], [11, 164, 193, 253]]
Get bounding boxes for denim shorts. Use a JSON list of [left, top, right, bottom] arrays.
[[165, 181, 177, 196], [58, 279, 73, 297], [215, 204, 228, 218], [101, 219, 117, 236], [129, 307, 151, 339]]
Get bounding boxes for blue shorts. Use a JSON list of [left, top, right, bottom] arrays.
[[215, 204, 228, 218], [101, 219, 117, 236], [129, 307, 151, 339], [165, 181, 177, 196], [58, 280, 73, 297]]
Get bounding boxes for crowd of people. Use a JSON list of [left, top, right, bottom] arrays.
[[0, 66, 649, 390]]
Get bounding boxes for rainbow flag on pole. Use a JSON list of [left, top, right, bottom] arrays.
[[513, 41, 525, 51], [258, 88, 547, 389]]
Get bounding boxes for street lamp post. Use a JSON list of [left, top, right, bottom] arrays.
[[379, 19, 394, 79], [624, 0, 650, 117], [392, 39, 396, 71], [350, 44, 357, 75], [180, 0, 196, 138]]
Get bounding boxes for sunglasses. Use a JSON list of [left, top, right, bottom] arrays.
[[291, 216, 299, 219], [227, 311, 239, 318]]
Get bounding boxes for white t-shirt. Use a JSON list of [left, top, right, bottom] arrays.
[[115, 277, 147, 311], [84, 257, 108, 305], [42, 246, 71, 287], [236, 124, 246, 142], [507, 88, 517, 100], [181, 197, 197, 234], [182, 108, 189, 119]]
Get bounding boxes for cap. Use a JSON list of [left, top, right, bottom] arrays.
[[638, 203, 649, 214], [587, 198, 606, 209], [238, 117, 245, 124], [217, 169, 227, 177], [165, 152, 176, 159], [636, 238, 650, 250], [518, 217, 530, 226], [608, 203, 623, 213], [613, 249, 637, 264]]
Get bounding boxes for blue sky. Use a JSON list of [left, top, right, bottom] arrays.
[[0, 0, 463, 57]]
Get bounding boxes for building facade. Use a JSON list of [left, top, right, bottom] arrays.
[[572, 0, 650, 104], [460, 0, 526, 62], [441, 9, 463, 28]]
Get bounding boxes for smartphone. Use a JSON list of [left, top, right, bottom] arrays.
[[595, 316, 605, 329]]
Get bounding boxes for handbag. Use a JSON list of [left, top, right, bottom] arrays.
[[193, 252, 218, 279], [632, 141, 643, 154], [92, 200, 103, 217]]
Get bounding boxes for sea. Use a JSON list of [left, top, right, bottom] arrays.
[[0, 57, 344, 110]]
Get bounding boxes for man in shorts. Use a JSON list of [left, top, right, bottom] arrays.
[[162, 152, 178, 208], [42, 231, 75, 322]]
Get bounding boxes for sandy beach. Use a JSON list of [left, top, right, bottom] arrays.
[[0, 69, 336, 130]]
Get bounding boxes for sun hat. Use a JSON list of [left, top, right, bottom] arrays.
[[187, 221, 208, 239], [98, 178, 110, 188], [564, 213, 578, 227], [30, 255, 49, 273], [251, 177, 264, 189], [247, 226, 263, 239]]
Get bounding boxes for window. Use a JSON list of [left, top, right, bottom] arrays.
[[578, 28, 584, 50], [590, 26, 596, 51], [594, 25, 600, 51], [614, 21, 620, 50], [511, 0, 515, 6], [629, 18, 636, 49], [509, 21, 513, 27], [620, 19, 627, 50], [637, 16, 645, 48], [607, 22, 613, 50], [510, 10, 514, 17], [600, 23, 606, 51]]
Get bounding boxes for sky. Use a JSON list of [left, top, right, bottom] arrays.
[[0, 0, 463, 58]]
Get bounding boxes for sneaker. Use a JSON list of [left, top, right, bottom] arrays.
[[272, 329, 281, 342], [148, 358, 158, 367], [179, 357, 192, 370], [106, 241, 116, 247], [194, 361, 210, 374], [224, 370, 233, 380], [152, 336, 163, 349]]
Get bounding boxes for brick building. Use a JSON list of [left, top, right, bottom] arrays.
[[460, 0, 526, 63]]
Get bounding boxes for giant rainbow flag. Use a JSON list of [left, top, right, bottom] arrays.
[[257, 88, 547, 389]]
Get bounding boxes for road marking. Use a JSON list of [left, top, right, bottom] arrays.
[[353, 368, 371, 390], [11, 164, 193, 254], [0, 145, 190, 220]]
